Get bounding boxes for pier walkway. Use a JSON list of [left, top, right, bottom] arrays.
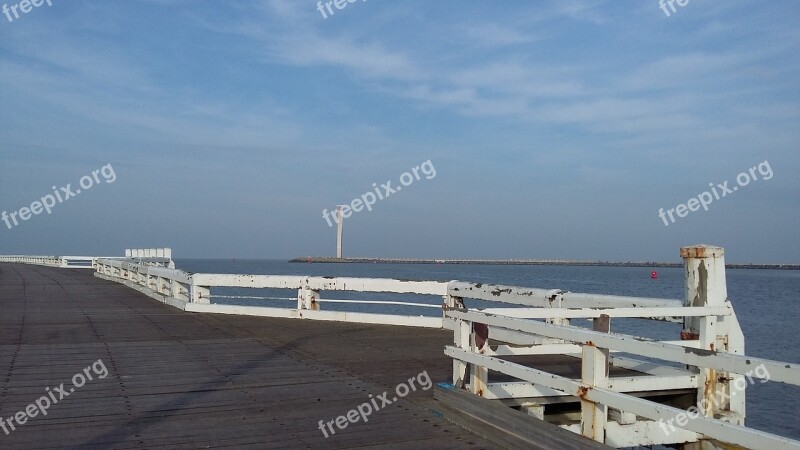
[[0, 263, 501, 449]]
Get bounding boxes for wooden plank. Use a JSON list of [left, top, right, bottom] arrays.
[[434, 383, 610, 449]]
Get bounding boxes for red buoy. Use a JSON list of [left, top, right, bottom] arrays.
[[651, 271, 658, 279]]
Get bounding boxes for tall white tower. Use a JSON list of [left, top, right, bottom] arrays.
[[336, 206, 344, 258]]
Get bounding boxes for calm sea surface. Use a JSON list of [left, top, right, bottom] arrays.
[[177, 259, 800, 440]]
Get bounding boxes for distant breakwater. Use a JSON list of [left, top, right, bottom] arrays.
[[289, 257, 799, 270]]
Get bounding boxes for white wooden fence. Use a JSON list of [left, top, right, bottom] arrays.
[[444, 245, 800, 449], [0, 254, 103, 268]]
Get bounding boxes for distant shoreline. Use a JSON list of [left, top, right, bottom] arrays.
[[289, 257, 800, 270]]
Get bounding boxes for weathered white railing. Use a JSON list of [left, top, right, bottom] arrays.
[[93, 253, 450, 328], [0, 248, 173, 269], [444, 245, 800, 450], [4, 245, 799, 449], [0, 254, 103, 268]]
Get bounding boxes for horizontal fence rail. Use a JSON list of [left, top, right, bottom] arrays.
[[3, 245, 799, 449]]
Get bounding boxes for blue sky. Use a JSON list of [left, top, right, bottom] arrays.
[[1, 0, 798, 262]]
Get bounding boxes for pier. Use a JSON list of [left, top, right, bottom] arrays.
[[0, 263, 504, 448], [1, 245, 799, 449]]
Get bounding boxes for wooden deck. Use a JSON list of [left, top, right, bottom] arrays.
[[0, 263, 506, 448], [0, 263, 620, 449]]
